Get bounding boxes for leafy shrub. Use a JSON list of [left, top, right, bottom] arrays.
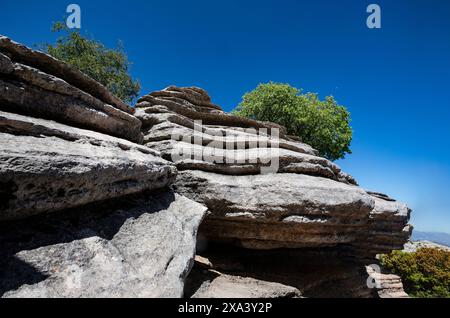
[[46, 22, 140, 103], [233, 82, 352, 161], [380, 248, 450, 298]]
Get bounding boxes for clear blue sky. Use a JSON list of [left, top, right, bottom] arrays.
[[1, 0, 450, 233]]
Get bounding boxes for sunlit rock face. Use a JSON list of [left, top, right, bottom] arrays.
[[0, 37, 206, 298], [0, 110, 176, 221], [0, 191, 207, 298], [0, 35, 142, 142], [136, 86, 412, 258], [0, 33, 412, 298]]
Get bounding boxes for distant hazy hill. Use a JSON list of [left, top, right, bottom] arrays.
[[412, 231, 450, 247]]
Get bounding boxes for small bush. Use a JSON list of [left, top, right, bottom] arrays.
[[45, 22, 140, 103], [233, 82, 352, 161], [380, 248, 450, 298]]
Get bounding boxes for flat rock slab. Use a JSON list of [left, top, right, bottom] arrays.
[[0, 52, 142, 142], [189, 272, 302, 298], [148, 139, 354, 183], [0, 191, 207, 298], [0, 111, 176, 221], [0, 35, 133, 114], [174, 170, 374, 250]]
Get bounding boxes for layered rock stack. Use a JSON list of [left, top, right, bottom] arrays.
[[135, 86, 412, 258], [0, 36, 207, 297], [135, 86, 412, 297], [0, 35, 411, 298]]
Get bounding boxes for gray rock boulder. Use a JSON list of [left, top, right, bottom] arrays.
[[355, 192, 412, 257], [189, 273, 302, 298], [0, 35, 132, 114], [0, 110, 176, 221], [0, 35, 142, 142], [0, 40, 215, 299], [0, 34, 414, 299], [186, 255, 302, 298], [175, 170, 374, 250], [0, 191, 207, 298]]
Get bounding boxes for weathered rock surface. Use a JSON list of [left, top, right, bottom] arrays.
[[189, 273, 302, 298], [175, 170, 374, 250], [0, 36, 132, 114], [356, 192, 412, 258], [137, 86, 286, 136], [0, 191, 207, 298], [135, 88, 355, 184], [0, 36, 142, 142], [0, 34, 413, 298], [0, 110, 176, 221], [136, 86, 411, 259], [0, 39, 212, 299], [366, 265, 408, 298]]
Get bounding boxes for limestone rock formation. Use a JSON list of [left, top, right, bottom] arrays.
[[403, 240, 450, 253], [0, 37, 206, 298], [136, 86, 412, 259], [175, 170, 374, 250], [136, 86, 354, 184], [0, 36, 142, 142], [356, 192, 412, 258], [0, 35, 413, 298], [366, 265, 409, 298], [0, 110, 176, 221], [189, 274, 302, 298], [0, 191, 207, 298], [134, 86, 412, 298]]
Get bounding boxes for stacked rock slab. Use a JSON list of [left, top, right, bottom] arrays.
[[0, 35, 142, 143], [135, 86, 412, 259], [356, 191, 412, 258], [0, 37, 207, 297], [0, 110, 175, 221]]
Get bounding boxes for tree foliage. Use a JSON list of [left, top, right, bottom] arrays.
[[380, 248, 450, 298], [233, 82, 352, 161], [45, 22, 140, 103]]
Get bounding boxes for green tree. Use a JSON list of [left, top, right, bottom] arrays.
[[380, 248, 450, 298], [45, 22, 140, 103], [233, 82, 352, 161]]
